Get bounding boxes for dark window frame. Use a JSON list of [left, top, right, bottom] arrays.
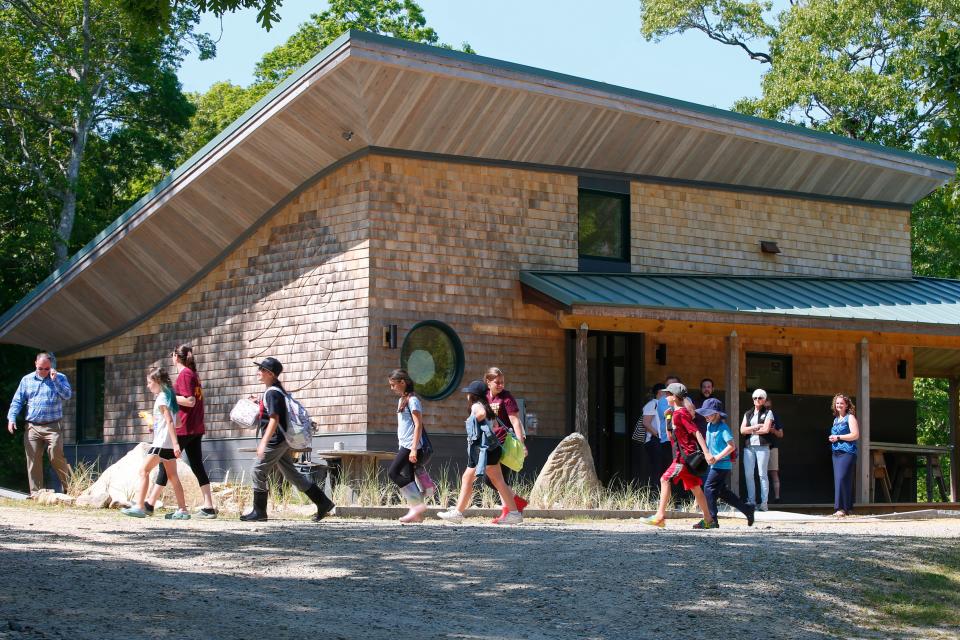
[[745, 352, 793, 395], [577, 179, 631, 273], [400, 320, 465, 401], [76, 357, 105, 443]]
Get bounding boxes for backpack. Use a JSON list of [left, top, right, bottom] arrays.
[[269, 386, 313, 451]]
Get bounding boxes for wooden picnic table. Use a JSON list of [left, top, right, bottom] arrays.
[[871, 442, 953, 502]]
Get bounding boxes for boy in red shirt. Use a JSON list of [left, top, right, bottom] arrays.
[[641, 382, 716, 529]]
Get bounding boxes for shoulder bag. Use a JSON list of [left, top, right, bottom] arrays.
[[671, 412, 708, 475]]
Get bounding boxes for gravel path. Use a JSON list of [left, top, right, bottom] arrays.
[[1, 504, 958, 640]]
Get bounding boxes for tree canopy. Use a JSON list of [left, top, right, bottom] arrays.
[[0, 0, 209, 268], [639, 0, 960, 277]]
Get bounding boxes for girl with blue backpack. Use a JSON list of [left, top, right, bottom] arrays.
[[437, 380, 522, 524]]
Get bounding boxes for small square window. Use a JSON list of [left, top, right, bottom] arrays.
[[746, 352, 793, 394], [578, 188, 630, 272]]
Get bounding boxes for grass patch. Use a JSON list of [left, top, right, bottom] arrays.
[[861, 547, 960, 630]]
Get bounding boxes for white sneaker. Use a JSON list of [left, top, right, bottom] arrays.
[[498, 511, 523, 525], [758, 503, 769, 512], [437, 508, 464, 523]]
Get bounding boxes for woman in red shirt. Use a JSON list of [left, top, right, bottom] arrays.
[[641, 382, 715, 528]]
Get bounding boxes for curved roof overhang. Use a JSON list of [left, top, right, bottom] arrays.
[[1, 30, 955, 353]]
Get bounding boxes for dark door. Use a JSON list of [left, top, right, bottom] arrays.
[[585, 332, 645, 485]]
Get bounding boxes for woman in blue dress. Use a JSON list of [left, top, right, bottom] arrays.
[[829, 393, 860, 517]]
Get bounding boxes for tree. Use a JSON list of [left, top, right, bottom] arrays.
[[254, 0, 469, 86], [0, 0, 209, 266], [175, 0, 473, 163], [123, 0, 285, 31]]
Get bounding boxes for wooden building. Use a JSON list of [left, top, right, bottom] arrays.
[[2, 31, 958, 505]]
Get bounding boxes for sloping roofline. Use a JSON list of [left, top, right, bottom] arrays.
[[1, 30, 956, 350]]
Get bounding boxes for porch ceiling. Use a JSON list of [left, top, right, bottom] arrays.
[[0, 30, 955, 353], [914, 348, 960, 378]]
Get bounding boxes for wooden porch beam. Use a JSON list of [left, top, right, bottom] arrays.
[[857, 339, 871, 505], [726, 331, 741, 496], [556, 311, 960, 349], [575, 323, 588, 436], [950, 378, 959, 502]]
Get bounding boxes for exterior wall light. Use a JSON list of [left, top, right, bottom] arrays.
[[760, 241, 781, 254]]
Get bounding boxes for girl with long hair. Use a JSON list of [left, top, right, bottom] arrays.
[[388, 369, 430, 523], [122, 367, 190, 520], [144, 345, 216, 517]]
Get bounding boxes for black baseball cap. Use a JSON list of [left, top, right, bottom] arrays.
[[461, 380, 488, 396], [253, 357, 283, 375]]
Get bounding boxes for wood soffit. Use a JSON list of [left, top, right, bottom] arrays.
[[0, 30, 956, 353]]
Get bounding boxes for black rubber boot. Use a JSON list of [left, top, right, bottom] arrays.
[[305, 484, 335, 521], [240, 490, 268, 522]]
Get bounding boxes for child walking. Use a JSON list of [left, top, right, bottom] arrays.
[[697, 398, 755, 528], [640, 382, 714, 529], [437, 380, 522, 524], [122, 367, 190, 519], [240, 357, 334, 522], [388, 369, 430, 523]]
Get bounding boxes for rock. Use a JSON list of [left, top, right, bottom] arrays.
[[78, 442, 203, 507], [528, 433, 601, 509], [34, 491, 73, 506], [75, 492, 112, 509]]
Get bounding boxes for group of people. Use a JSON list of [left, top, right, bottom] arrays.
[[8, 353, 860, 524], [386, 366, 529, 524], [637, 375, 861, 528]]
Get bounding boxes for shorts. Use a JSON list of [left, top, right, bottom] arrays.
[[467, 440, 502, 468], [662, 460, 703, 491], [147, 447, 176, 460], [768, 448, 779, 472]]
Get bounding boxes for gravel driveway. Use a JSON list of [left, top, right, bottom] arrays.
[[1, 504, 957, 639]]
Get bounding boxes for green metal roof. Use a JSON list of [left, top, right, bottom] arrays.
[[520, 271, 960, 327]]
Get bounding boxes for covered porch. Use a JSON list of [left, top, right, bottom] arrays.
[[522, 271, 960, 509]]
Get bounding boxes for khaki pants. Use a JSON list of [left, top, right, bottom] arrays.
[[25, 421, 72, 493]]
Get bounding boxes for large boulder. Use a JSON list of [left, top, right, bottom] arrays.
[[528, 433, 601, 509], [79, 443, 203, 507]]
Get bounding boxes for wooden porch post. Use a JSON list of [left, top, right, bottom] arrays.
[[575, 323, 588, 436], [856, 338, 871, 505], [949, 377, 959, 502], [726, 331, 741, 495]]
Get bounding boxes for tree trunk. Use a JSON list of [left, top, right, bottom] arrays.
[[54, 124, 88, 267]]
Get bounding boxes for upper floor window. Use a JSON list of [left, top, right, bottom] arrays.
[[578, 177, 630, 272]]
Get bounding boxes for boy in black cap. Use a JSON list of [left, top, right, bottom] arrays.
[[240, 357, 334, 522]]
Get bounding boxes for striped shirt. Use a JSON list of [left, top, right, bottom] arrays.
[[7, 372, 72, 424]]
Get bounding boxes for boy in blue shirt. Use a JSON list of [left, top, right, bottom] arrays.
[[697, 398, 755, 528]]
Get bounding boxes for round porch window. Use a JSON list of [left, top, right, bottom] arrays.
[[400, 321, 464, 400]]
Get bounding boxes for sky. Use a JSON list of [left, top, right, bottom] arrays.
[[177, 0, 775, 112]]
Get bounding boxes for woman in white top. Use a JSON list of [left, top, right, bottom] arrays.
[[739, 388, 774, 511]]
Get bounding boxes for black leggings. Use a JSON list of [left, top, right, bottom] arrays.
[[388, 447, 416, 489], [156, 433, 210, 487]]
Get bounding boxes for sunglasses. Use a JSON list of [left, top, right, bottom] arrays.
[[752, 396, 764, 400]]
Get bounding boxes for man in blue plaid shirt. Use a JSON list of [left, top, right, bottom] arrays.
[[7, 352, 73, 493]]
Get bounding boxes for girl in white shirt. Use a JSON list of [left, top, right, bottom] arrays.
[[122, 367, 190, 520]]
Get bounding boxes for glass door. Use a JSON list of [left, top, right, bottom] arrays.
[[585, 332, 644, 486]]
